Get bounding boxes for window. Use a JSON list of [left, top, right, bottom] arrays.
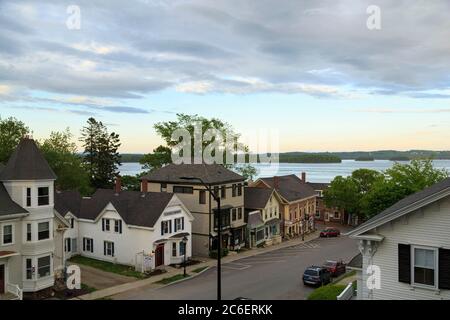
[[71, 238, 77, 253], [232, 209, 237, 221], [172, 242, 177, 257], [70, 218, 74, 229], [161, 220, 171, 235], [413, 247, 437, 287], [37, 187, 49, 206], [237, 184, 242, 196], [38, 222, 50, 240], [102, 218, 110, 232], [26, 258, 33, 280], [221, 186, 226, 199], [213, 186, 219, 198], [104, 241, 114, 257], [114, 220, 122, 234], [83, 238, 94, 253], [64, 238, 71, 252], [232, 184, 237, 197], [26, 187, 31, 207], [173, 186, 193, 194], [161, 183, 167, 192], [174, 217, 184, 232], [37, 256, 51, 278], [180, 242, 186, 256], [199, 190, 206, 204], [26, 223, 32, 241], [2, 224, 13, 245], [238, 208, 242, 220]]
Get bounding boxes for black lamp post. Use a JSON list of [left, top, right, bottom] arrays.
[[181, 176, 222, 301], [182, 235, 188, 277]]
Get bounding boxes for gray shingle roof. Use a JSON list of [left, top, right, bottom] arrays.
[[348, 177, 450, 236], [347, 253, 362, 269], [55, 189, 175, 228], [0, 138, 56, 181], [244, 187, 274, 209], [141, 163, 244, 185], [0, 183, 28, 216], [307, 182, 330, 191], [260, 175, 316, 202], [247, 211, 265, 228]]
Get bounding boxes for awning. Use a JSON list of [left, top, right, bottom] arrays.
[[170, 232, 190, 239], [0, 251, 19, 259]]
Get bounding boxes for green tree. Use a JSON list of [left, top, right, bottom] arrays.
[[80, 118, 121, 189], [323, 176, 362, 218], [121, 175, 141, 191], [0, 117, 30, 163], [351, 169, 383, 194], [40, 129, 92, 195], [235, 164, 258, 181], [139, 145, 172, 172]]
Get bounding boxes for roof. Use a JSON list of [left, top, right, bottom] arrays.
[[347, 253, 362, 269], [247, 211, 265, 228], [0, 183, 28, 217], [259, 175, 316, 202], [0, 138, 56, 181], [347, 177, 450, 237], [55, 189, 175, 228], [141, 163, 244, 185], [244, 187, 274, 209], [307, 182, 330, 191]]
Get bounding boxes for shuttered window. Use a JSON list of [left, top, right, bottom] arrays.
[[439, 249, 450, 289], [398, 243, 411, 284]]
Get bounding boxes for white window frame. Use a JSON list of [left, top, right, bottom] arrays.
[[411, 245, 439, 290], [37, 186, 50, 206], [37, 254, 52, 279], [37, 221, 50, 241], [84, 237, 93, 252], [1, 223, 14, 246], [174, 218, 183, 232], [105, 241, 114, 257]]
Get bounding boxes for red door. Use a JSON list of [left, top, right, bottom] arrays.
[[155, 244, 165, 267], [0, 265, 5, 294]]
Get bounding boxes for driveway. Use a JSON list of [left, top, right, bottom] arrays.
[[70, 263, 137, 290], [112, 228, 358, 300]]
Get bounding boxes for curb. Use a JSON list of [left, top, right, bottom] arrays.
[[156, 266, 212, 289]]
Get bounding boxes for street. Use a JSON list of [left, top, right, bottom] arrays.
[[113, 231, 358, 300]]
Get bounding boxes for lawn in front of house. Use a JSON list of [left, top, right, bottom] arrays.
[[156, 274, 190, 285], [69, 255, 147, 279], [307, 270, 357, 300]]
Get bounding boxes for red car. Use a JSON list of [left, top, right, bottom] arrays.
[[323, 260, 346, 277], [320, 228, 340, 238]]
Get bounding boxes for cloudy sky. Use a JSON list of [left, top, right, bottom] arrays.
[[1, 0, 450, 153]]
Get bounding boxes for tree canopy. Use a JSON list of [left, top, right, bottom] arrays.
[[0, 117, 30, 163]]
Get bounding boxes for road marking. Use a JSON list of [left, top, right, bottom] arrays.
[[242, 259, 286, 264], [222, 262, 251, 270]]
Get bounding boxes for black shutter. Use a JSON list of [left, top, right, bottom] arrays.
[[103, 241, 106, 256], [182, 217, 184, 230], [169, 220, 172, 233], [119, 220, 122, 234], [439, 248, 450, 289], [161, 221, 164, 235], [91, 239, 94, 253], [112, 243, 115, 257], [398, 244, 411, 284], [83, 238, 86, 251], [102, 218, 105, 231]]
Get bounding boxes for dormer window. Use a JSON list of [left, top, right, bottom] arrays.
[[38, 187, 49, 206]]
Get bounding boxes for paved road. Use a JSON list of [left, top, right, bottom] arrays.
[[113, 233, 358, 300]]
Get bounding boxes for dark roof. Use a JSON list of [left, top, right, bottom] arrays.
[[347, 253, 362, 269], [244, 187, 274, 209], [260, 175, 316, 202], [55, 189, 175, 228], [349, 178, 450, 235], [247, 211, 264, 228], [141, 163, 244, 185], [0, 183, 28, 216], [0, 138, 56, 181], [307, 182, 330, 191]]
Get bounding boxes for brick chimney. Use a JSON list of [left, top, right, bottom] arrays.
[[114, 176, 122, 194], [301, 172, 306, 182], [141, 179, 148, 193], [274, 176, 280, 190]]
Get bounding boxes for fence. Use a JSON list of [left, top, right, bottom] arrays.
[[337, 282, 354, 300], [135, 251, 154, 273]]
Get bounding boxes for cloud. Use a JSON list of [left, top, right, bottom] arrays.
[[354, 108, 450, 114]]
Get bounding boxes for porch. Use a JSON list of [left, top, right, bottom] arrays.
[[0, 251, 23, 300]]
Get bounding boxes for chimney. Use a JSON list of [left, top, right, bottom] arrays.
[[301, 172, 306, 182], [114, 176, 122, 194], [141, 179, 148, 193], [274, 176, 280, 190]]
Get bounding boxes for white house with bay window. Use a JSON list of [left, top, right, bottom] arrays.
[[0, 138, 69, 300], [347, 178, 450, 300], [54, 185, 194, 271]]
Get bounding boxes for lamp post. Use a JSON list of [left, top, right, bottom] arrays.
[[182, 235, 188, 277], [181, 176, 222, 301]]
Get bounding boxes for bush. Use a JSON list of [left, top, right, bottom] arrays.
[[307, 284, 347, 300], [209, 248, 229, 259]]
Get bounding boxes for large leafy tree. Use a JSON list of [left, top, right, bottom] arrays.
[[140, 145, 172, 172], [0, 117, 30, 163], [40, 129, 92, 195], [80, 118, 121, 189]]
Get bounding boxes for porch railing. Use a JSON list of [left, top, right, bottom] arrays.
[[7, 283, 23, 300], [337, 282, 354, 301]]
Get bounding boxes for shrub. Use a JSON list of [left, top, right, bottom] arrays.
[[307, 284, 347, 300]]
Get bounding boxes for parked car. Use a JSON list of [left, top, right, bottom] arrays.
[[323, 260, 346, 277], [320, 228, 340, 238], [302, 266, 331, 286]]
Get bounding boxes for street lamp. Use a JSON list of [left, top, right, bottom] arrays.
[[180, 176, 222, 301], [182, 235, 188, 277]]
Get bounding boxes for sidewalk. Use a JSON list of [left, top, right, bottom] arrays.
[[74, 230, 320, 300]]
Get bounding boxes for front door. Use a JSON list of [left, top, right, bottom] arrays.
[[155, 244, 164, 267], [0, 264, 5, 294]]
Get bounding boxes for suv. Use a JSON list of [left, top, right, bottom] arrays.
[[302, 266, 331, 286], [323, 260, 346, 277]]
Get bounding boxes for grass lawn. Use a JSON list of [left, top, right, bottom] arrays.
[[156, 274, 190, 285], [192, 266, 209, 274], [69, 255, 147, 279], [307, 284, 348, 300], [81, 283, 97, 293]]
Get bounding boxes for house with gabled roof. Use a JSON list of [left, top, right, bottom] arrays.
[[244, 187, 283, 248], [251, 174, 317, 238], [54, 181, 194, 270], [347, 178, 450, 300]]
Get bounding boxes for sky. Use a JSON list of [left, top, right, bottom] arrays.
[[1, 0, 450, 153]]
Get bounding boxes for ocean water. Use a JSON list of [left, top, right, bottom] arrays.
[[119, 160, 450, 183]]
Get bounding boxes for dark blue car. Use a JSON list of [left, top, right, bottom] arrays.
[[302, 266, 331, 286]]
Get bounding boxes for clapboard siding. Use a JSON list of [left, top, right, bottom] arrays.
[[362, 196, 450, 300]]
